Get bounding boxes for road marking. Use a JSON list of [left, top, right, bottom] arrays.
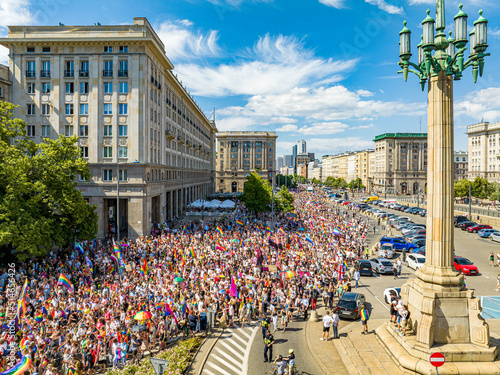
[[206, 361, 234, 375], [375, 296, 390, 311], [202, 369, 218, 375], [214, 349, 244, 367], [242, 326, 259, 375], [225, 329, 248, 347], [211, 354, 241, 373], [482, 275, 490, 279], [220, 337, 246, 355]]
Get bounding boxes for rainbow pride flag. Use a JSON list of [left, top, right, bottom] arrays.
[[57, 273, 73, 293], [190, 248, 197, 259], [167, 261, 174, 272], [216, 243, 226, 252], [236, 219, 244, 227], [85, 256, 93, 273], [216, 226, 224, 236], [140, 259, 149, 277], [35, 313, 43, 322], [266, 225, 273, 234], [360, 308, 369, 321], [0, 356, 31, 375]]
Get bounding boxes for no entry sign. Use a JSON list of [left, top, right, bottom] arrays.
[[429, 352, 445, 367]]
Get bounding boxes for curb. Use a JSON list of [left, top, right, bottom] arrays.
[[195, 328, 224, 375], [304, 320, 330, 375]]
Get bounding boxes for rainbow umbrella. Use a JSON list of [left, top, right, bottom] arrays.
[[134, 311, 152, 321], [282, 270, 296, 279]]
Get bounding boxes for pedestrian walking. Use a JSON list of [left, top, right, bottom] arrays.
[[260, 314, 270, 341], [263, 329, 274, 362], [393, 262, 398, 279], [496, 273, 500, 292], [353, 269, 360, 288], [490, 252, 495, 267], [360, 304, 370, 334], [397, 258, 402, 277], [332, 310, 340, 339], [321, 310, 334, 341]]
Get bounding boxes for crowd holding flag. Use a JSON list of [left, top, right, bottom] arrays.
[[57, 273, 73, 293]]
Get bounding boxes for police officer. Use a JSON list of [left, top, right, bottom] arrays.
[[263, 329, 274, 362], [260, 314, 270, 341]]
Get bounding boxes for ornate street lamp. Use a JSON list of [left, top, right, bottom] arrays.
[[381, 1, 498, 372], [399, 2, 489, 87]]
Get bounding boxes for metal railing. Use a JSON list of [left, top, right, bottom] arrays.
[[64, 70, 74, 77]]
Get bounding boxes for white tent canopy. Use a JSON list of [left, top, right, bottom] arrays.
[[203, 200, 221, 209], [188, 199, 206, 208], [220, 200, 236, 208]]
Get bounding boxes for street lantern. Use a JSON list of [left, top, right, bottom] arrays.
[[399, 21, 411, 57], [454, 4, 468, 46], [446, 31, 455, 59], [469, 29, 477, 55], [422, 10, 435, 47], [474, 10, 488, 52], [417, 36, 424, 66]]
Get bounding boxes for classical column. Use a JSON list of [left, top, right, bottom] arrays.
[[415, 71, 461, 287]]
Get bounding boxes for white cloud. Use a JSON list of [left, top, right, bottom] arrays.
[[176, 34, 358, 97], [318, 0, 345, 8], [297, 122, 349, 135], [303, 137, 374, 154], [352, 124, 375, 129], [407, 0, 434, 4], [365, 0, 404, 15], [490, 28, 500, 38], [456, 87, 500, 123], [0, 46, 8, 65], [0, 0, 34, 28], [276, 124, 298, 132], [156, 20, 220, 61], [216, 116, 256, 131]]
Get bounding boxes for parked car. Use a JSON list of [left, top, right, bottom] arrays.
[[355, 259, 373, 277], [411, 247, 426, 256], [412, 238, 426, 248], [379, 237, 419, 252], [407, 253, 426, 270], [378, 243, 396, 259], [467, 224, 492, 233], [403, 230, 427, 241], [401, 225, 426, 235], [370, 258, 395, 274], [478, 229, 499, 238], [419, 209, 427, 217], [459, 221, 477, 230], [453, 257, 478, 276], [491, 232, 500, 242], [454, 216, 469, 227], [383, 287, 401, 304], [335, 292, 366, 320]]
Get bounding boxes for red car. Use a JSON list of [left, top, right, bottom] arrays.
[[342, 201, 351, 205], [453, 257, 478, 275], [467, 224, 492, 233]]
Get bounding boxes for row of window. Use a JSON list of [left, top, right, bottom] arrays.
[[26, 46, 129, 54], [102, 169, 128, 182], [26, 124, 128, 138], [27, 81, 129, 95], [26, 61, 128, 78], [26, 103, 128, 116]]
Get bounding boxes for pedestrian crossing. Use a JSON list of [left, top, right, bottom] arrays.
[[202, 322, 259, 375]]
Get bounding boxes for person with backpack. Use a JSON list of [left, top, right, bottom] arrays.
[[360, 304, 370, 335]]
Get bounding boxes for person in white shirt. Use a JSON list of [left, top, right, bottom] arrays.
[[332, 310, 340, 339], [321, 310, 334, 341]]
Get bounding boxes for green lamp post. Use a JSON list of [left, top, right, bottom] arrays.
[[398, 2, 489, 88]]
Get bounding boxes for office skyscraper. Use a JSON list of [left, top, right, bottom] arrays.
[[298, 139, 307, 154]]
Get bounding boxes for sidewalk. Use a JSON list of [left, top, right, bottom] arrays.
[[186, 328, 224, 375], [305, 305, 411, 375]]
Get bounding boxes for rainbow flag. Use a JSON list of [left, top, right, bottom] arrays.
[[236, 220, 244, 227], [110, 254, 118, 263], [266, 226, 273, 234], [165, 304, 178, 324], [75, 241, 84, 255], [0, 356, 31, 375], [216, 243, 226, 252], [85, 256, 93, 273], [279, 227, 286, 235], [190, 248, 196, 259], [167, 261, 174, 272], [57, 273, 73, 293], [35, 313, 43, 322], [216, 226, 224, 236], [343, 260, 348, 270], [140, 259, 149, 277], [360, 308, 369, 321]]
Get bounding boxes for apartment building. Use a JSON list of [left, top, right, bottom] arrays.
[[373, 133, 427, 195], [0, 18, 217, 239], [216, 131, 277, 193], [467, 121, 500, 181], [322, 150, 374, 187], [0, 64, 11, 102], [454, 151, 468, 180]]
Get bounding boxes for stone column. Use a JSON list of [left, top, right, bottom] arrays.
[[416, 72, 461, 288]]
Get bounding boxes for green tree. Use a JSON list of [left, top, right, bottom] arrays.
[[240, 172, 272, 212], [454, 179, 471, 198], [471, 176, 492, 199], [311, 177, 322, 185], [0, 102, 98, 260], [348, 178, 364, 190], [278, 186, 295, 213], [334, 178, 348, 189]]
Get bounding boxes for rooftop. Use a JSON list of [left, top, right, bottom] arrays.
[[373, 133, 427, 141]]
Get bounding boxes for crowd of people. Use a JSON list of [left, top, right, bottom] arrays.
[[0, 189, 371, 375]]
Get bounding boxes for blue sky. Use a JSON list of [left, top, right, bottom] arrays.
[[1, 0, 500, 159]]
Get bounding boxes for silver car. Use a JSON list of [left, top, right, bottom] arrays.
[[370, 258, 395, 274], [378, 243, 396, 259], [491, 232, 500, 243]]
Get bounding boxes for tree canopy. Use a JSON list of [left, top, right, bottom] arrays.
[[348, 178, 365, 190], [0, 101, 98, 260], [324, 177, 348, 188], [240, 172, 272, 212], [278, 186, 295, 213]]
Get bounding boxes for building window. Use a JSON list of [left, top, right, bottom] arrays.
[[104, 82, 113, 94], [65, 82, 74, 94], [80, 61, 89, 77], [41, 125, 50, 138], [42, 46, 50, 53], [26, 46, 35, 53], [41, 61, 50, 77], [64, 61, 74, 77], [103, 61, 113, 77], [80, 146, 88, 158], [41, 104, 50, 115], [104, 125, 112, 136], [27, 82, 35, 93], [42, 82, 50, 93], [119, 46, 128, 53], [118, 61, 128, 77], [104, 104, 112, 115], [119, 125, 128, 136], [80, 82, 89, 94], [26, 61, 35, 77], [103, 169, 112, 181], [119, 82, 128, 94], [119, 169, 127, 181], [26, 125, 35, 137], [103, 146, 112, 158], [79, 125, 88, 136], [118, 146, 127, 158], [119, 103, 128, 115], [80, 104, 88, 115], [65, 104, 74, 115], [27, 104, 35, 115], [103, 46, 113, 53], [64, 125, 73, 136]]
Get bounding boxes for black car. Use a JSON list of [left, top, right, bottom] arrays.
[[454, 216, 469, 227], [355, 259, 373, 277], [335, 292, 366, 319], [459, 221, 477, 230]]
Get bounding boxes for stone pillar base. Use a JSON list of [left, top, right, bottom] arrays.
[[309, 310, 318, 322]]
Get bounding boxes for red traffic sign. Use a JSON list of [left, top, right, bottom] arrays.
[[429, 352, 445, 367]]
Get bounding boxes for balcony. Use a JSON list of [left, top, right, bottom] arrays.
[[64, 70, 74, 78], [103, 70, 113, 77], [165, 129, 175, 140], [79, 70, 89, 78], [118, 70, 128, 77], [177, 135, 185, 144], [25, 70, 35, 78], [40, 70, 50, 78]]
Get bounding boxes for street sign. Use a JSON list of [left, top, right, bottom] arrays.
[[150, 358, 169, 375], [429, 352, 445, 367]]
